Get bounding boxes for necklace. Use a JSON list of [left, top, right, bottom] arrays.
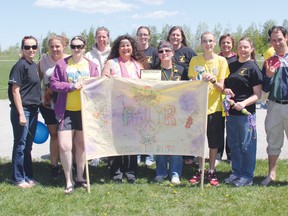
[[161, 63, 179, 81]]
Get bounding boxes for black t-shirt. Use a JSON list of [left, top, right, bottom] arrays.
[[143, 46, 159, 69], [8, 58, 41, 107], [225, 60, 263, 115], [154, 63, 184, 81], [173, 46, 197, 80]]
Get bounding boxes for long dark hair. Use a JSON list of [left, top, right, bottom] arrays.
[[166, 26, 188, 47], [107, 34, 147, 68]]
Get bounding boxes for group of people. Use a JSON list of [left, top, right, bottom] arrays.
[[7, 25, 288, 193]]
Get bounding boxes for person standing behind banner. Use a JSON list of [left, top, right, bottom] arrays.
[[38, 34, 69, 179], [167, 26, 197, 165], [136, 26, 159, 69], [216, 33, 237, 165], [188, 31, 229, 187], [85, 26, 111, 74], [136, 25, 159, 166], [85, 26, 111, 167], [261, 26, 288, 186], [102, 34, 146, 183], [153, 41, 185, 184], [167, 26, 197, 81], [8, 36, 41, 188], [223, 37, 262, 187], [50, 36, 99, 194]]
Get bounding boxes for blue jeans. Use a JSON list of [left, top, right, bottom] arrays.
[[226, 114, 257, 180], [10, 106, 38, 183], [155, 155, 183, 178]]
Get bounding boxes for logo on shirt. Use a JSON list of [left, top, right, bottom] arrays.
[[178, 55, 185, 63], [238, 68, 248, 76], [146, 56, 152, 63]]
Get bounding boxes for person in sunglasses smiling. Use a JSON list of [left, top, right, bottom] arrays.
[[50, 35, 99, 194], [153, 41, 185, 184], [8, 36, 41, 188]]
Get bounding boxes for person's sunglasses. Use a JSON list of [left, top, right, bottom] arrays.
[[70, 44, 85, 49], [158, 49, 172, 54], [23, 45, 37, 50]]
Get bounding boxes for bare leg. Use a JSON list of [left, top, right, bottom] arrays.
[[73, 130, 85, 182], [58, 130, 74, 188], [48, 124, 59, 166], [261, 155, 279, 186], [209, 148, 218, 172]]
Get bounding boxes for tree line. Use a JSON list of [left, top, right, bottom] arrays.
[[1, 19, 288, 58]]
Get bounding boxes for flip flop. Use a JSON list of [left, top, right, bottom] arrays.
[[64, 185, 74, 194]]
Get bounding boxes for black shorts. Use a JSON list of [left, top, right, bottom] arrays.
[[58, 110, 83, 131], [207, 111, 225, 149], [40, 104, 57, 125]]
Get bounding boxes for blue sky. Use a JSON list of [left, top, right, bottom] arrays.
[[0, 0, 287, 50]]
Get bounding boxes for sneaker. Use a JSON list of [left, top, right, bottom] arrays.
[[145, 157, 155, 166], [189, 170, 202, 185], [171, 175, 181, 184], [51, 165, 61, 179], [234, 177, 253, 187], [224, 174, 239, 184], [207, 171, 219, 186], [154, 176, 166, 182]]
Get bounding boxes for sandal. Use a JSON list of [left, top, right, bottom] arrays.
[[64, 185, 74, 194], [75, 180, 87, 188]]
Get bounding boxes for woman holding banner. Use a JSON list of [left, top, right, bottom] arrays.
[[153, 41, 185, 184], [50, 36, 98, 194], [102, 34, 146, 183]]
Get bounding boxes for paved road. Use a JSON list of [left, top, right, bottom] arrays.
[[1, 99, 287, 160]]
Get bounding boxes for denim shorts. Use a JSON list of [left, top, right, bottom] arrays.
[[58, 110, 83, 131]]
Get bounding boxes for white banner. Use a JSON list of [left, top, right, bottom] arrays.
[[81, 77, 208, 160]]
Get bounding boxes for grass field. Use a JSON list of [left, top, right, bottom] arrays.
[[0, 159, 288, 216]]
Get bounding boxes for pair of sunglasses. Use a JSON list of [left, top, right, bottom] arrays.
[[158, 49, 172, 54], [23, 45, 37, 50], [70, 44, 85, 49]]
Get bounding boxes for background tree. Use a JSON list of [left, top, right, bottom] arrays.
[[81, 27, 95, 52]]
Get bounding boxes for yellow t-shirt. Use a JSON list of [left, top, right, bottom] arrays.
[[188, 54, 229, 114], [66, 58, 90, 111]]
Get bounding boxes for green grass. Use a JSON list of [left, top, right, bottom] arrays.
[[1, 159, 288, 216], [0, 60, 16, 99]]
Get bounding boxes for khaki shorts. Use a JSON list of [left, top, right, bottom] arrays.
[[265, 101, 288, 155]]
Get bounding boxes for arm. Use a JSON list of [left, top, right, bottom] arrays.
[[12, 84, 26, 126], [234, 84, 262, 111], [101, 60, 113, 77], [50, 64, 75, 93]]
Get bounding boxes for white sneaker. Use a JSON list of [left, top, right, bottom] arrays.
[[234, 177, 253, 187], [171, 175, 181, 184], [224, 174, 239, 184]]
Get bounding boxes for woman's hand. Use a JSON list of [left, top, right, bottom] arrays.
[[222, 88, 235, 97]]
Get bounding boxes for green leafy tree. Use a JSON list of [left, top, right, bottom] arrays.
[[81, 27, 95, 52]]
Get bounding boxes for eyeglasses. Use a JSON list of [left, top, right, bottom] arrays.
[[23, 45, 37, 50], [158, 49, 172, 54], [70, 44, 85, 49]]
